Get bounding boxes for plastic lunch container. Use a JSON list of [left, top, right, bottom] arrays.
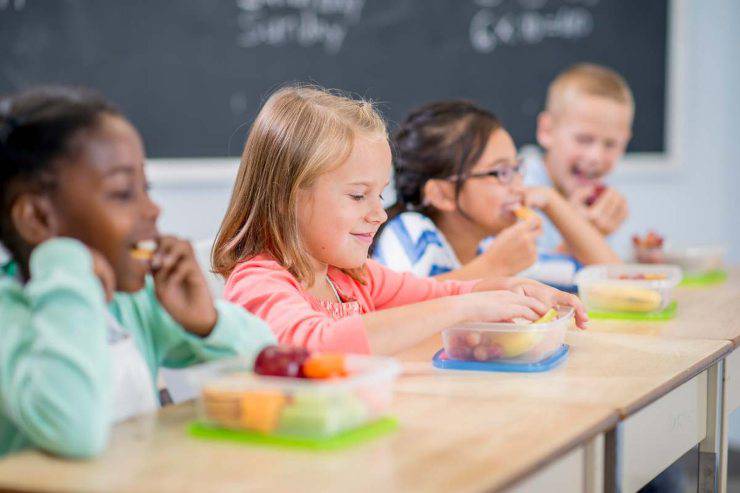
[[189, 355, 401, 439], [575, 264, 682, 314], [662, 245, 725, 276], [633, 244, 725, 276], [441, 306, 575, 364]]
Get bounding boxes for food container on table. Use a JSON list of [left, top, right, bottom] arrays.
[[441, 306, 574, 364], [575, 264, 682, 314], [190, 355, 400, 439]]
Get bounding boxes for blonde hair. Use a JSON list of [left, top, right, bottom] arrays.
[[546, 63, 634, 117], [212, 85, 387, 285]]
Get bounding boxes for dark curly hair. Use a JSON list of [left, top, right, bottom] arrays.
[[385, 100, 502, 227], [0, 86, 120, 263]]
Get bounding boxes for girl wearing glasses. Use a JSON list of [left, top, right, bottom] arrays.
[[373, 101, 618, 283]]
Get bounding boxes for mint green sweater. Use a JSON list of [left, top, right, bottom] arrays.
[[0, 239, 275, 459]]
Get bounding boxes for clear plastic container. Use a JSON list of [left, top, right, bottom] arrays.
[[632, 246, 665, 265], [575, 264, 682, 314], [662, 245, 725, 276], [442, 306, 574, 364], [189, 355, 401, 439], [633, 243, 725, 277]]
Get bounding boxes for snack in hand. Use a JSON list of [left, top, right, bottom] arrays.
[[584, 183, 607, 206], [514, 206, 536, 221], [130, 239, 157, 261]]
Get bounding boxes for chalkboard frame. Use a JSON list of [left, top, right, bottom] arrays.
[[0, 1, 681, 185], [143, 0, 683, 191]]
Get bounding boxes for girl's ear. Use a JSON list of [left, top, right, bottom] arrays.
[[10, 193, 61, 247], [422, 179, 458, 213]]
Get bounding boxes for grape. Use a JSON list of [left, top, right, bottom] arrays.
[[585, 184, 606, 207], [254, 345, 310, 378]]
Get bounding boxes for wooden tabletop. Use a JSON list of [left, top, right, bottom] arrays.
[[0, 395, 616, 493], [395, 330, 730, 417], [0, 270, 734, 492], [584, 268, 740, 346]]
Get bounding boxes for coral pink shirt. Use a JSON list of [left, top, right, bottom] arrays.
[[224, 254, 478, 354]]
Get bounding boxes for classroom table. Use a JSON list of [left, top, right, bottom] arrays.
[[0, 272, 735, 493], [0, 394, 617, 493], [395, 330, 731, 492], [583, 267, 740, 492]]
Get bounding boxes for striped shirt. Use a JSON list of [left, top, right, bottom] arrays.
[[373, 210, 580, 290]]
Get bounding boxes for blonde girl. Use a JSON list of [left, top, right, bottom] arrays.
[[213, 86, 586, 355]]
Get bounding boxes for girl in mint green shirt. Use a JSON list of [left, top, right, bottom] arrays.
[[0, 87, 275, 459]]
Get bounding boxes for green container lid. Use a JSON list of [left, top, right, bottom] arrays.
[[588, 300, 677, 321], [679, 270, 727, 287], [188, 417, 398, 451]]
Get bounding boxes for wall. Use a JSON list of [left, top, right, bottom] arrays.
[[149, 1, 739, 264]]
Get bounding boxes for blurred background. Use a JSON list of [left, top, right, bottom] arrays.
[[1, 0, 738, 265]]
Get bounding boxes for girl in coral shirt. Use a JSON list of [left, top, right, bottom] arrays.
[[213, 85, 587, 355]]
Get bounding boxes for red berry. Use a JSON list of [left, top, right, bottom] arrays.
[[488, 343, 504, 359], [585, 184, 607, 207], [464, 332, 482, 347], [254, 345, 310, 378], [472, 345, 489, 362], [447, 344, 472, 360]]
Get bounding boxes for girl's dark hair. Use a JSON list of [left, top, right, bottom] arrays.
[[388, 100, 502, 223], [0, 86, 120, 260]]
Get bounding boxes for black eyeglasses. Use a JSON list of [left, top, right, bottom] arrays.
[[447, 158, 526, 185]]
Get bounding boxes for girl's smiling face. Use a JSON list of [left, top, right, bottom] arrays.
[[296, 133, 391, 273], [445, 128, 525, 235], [49, 114, 161, 292]]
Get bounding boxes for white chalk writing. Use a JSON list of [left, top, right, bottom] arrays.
[[236, 0, 365, 54], [470, 0, 596, 53]]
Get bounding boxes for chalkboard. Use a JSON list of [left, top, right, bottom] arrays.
[[0, 0, 668, 158]]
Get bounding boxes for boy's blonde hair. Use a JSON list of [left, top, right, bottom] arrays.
[[212, 85, 387, 285], [546, 63, 634, 118]]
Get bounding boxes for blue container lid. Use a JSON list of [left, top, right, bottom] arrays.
[[432, 344, 569, 373]]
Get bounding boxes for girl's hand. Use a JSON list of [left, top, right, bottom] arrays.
[[482, 216, 541, 275], [460, 290, 548, 324], [506, 277, 589, 329], [89, 248, 116, 302], [152, 236, 217, 336]]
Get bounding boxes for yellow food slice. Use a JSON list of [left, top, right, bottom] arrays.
[[534, 308, 558, 324], [498, 332, 544, 358], [586, 285, 662, 312], [514, 206, 536, 221], [130, 248, 154, 261]]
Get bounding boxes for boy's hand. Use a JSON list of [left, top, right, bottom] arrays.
[[89, 248, 115, 302], [482, 217, 541, 275], [586, 187, 628, 235], [570, 186, 628, 236], [151, 236, 217, 337]]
